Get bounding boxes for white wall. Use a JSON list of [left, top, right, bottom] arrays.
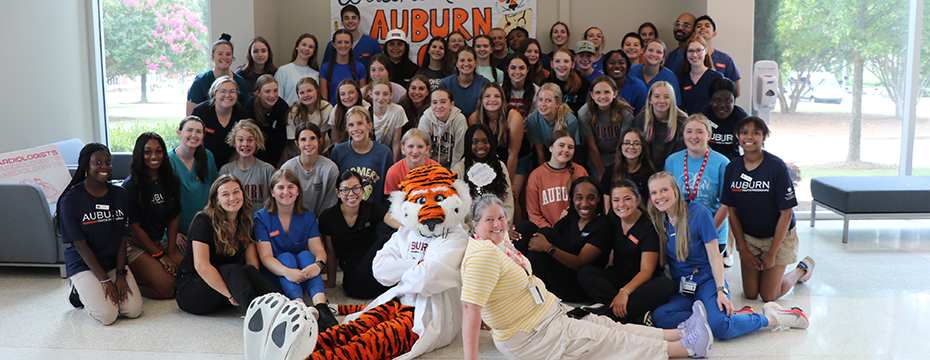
[[0, 1, 97, 153]]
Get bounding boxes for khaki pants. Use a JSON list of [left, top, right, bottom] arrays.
[[71, 267, 142, 325], [495, 302, 669, 360]]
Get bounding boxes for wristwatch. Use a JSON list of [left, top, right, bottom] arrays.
[[117, 268, 129, 276], [716, 286, 728, 295], [547, 246, 556, 256]]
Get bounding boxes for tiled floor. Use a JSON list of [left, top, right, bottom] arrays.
[[1, 218, 929, 359]]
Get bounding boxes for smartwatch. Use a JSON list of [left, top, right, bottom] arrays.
[[117, 268, 129, 276], [716, 286, 728, 295], [547, 246, 556, 256]]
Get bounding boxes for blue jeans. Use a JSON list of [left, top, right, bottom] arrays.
[[261, 250, 325, 301], [652, 272, 768, 339]]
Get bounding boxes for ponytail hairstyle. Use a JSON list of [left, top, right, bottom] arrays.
[[475, 82, 511, 148], [225, 119, 266, 152], [552, 49, 581, 94], [55, 143, 112, 234], [422, 36, 452, 77], [251, 74, 278, 127], [402, 75, 432, 129], [517, 38, 546, 86], [547, 130, 577, 191], [643, 81, 683, 143], [454, 47, 478, 75], [128, 132, 181, 220], [201, 175, 254, 257], [684, 113, 714, 146], [332, 78, 363, 143], [366, 76, 393, 106], [645, 38, 669, 69], [647, 171, 690, 265], [240, 36, 278, 77], [639, 22, 659, 40], [502, 53, 536, 117], [344, 105, 374, 141], [567, 176, 604, 218], [612, 127, 656, 184], [368, 53, 394, 81], [265, 169, 309, 215], [611, 178, 646, 213], [178, 116, 210, 183], [538, 83, 572, 132], [291, 33, 320, 70], [401, 128, 432, 148], [680, 35, 714, 76], [585, 76, 633, 126], [462, 124, 509, 200], [472, 35, 499, 83], [289, 77, 324, 127], [327, 30, 359, 83]]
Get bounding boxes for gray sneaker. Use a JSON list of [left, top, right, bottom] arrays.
[[680, 301, 713, 358], [797, 256, 815, 283]]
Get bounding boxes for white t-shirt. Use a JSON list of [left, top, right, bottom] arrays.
[[275, 63, 320, 105], [372, 103, 408, 148]]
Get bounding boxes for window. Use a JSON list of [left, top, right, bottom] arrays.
[[99, 0, 211, 152]]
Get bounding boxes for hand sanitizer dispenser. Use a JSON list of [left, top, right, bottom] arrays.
[[752, 61, 779, 123]]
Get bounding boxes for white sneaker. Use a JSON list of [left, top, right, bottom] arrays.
[[796, 256, 815, 283], [722, 253, 734, 267], [763, 302, 810, 329], [680, 301, 713, 358]]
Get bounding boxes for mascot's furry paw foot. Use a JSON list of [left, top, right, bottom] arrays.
[[244, 293, 319, 360]]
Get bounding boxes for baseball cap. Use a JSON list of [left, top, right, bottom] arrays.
[[575, 40, 596, 54], [386, 29, 407, 43]]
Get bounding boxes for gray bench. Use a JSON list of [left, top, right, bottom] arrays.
[[810, 176, 930, 243]]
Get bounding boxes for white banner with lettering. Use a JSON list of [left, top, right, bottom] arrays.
[[0, 144, 72, 204], [330, 0, 537, 64]]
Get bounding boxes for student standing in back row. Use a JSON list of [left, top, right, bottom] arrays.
[[322, 5, 382, 69]]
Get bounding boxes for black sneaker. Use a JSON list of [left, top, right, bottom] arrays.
[[315, 302, 339, 331], [69, 286, 83, 308]]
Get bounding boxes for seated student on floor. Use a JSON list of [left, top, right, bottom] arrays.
[[516, 176, 610, 303], [123, 132, 184, 300], [452, 124, 514, 233], [578, 180, 674, 325], [59, 143, 142, 325], [320, 170, 401, 299], [253, 169, 338, 330], [647, 171, 811, 339], [524, 130, 588, 229], [462, 194, 715, 360], [384, 128, 440, 195], [280, 122, 340, 217], [219, 120, 275, 213], [174, 175, 279, 315]]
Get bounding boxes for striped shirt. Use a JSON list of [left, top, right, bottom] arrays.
[[460, 238, 558, 341]]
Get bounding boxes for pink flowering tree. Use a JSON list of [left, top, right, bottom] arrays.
[[103, 0, 210, 102]]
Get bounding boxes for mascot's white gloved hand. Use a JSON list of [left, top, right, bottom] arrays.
[[244, 293, 320, 360]]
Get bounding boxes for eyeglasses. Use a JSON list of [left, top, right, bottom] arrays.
[[687, 48, 705, 55], [673, 21, 693, 29], [622, 141, 643, 148], [216, 89, 237, 96], [338, 186, 363, 196]]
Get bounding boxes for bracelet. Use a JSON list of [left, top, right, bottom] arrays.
[[152, 251, 165, 259], [228, 295, 234, 300], [100, 278, 112, 284], [316, 260, 326, 271], [619, 288, 632, 296]]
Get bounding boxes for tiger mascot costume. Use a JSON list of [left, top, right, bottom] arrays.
[[245, 165, 471, 360]]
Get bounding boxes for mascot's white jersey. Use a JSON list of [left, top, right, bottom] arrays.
[[343, 225, 468, 360]]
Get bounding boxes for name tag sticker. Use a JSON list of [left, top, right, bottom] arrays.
[[580, 232, 590, 237], [205, 128, 215, 134], [96, 204, 109, 211], [683, 85, 693, 91], [716, 62, 726, 68], [740, 173, 753, 182], [269, 230, 280, 237], [628, 234, 639, 244]]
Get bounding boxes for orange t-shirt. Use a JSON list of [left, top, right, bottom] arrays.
[[526, 162, 588, 228], [384, 158, 441, 194]]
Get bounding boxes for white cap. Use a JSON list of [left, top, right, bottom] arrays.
[[386, 29, 407, 43]]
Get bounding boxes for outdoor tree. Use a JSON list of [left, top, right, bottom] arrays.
[[776, 0, 839, 114], [103, 0, 210, 102]]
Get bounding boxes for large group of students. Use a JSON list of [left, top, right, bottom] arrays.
[[56, 5, 816, 359]]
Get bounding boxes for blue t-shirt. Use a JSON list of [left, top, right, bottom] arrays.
[[253, 208, 321, 256], [665, 149, 730, 244], [122, 174, 177, 241], [186, 70, 248, 106], [710, 50, 741, 82], [320, 60, 368, 105], [720, 151, 798, 238], [665, 201, 719, 280], [323, 34, 383, 70], [524, 110, 581, 146], [629, 64, 683, 106], [330, 140, 394, 207], [679, 69, 723, 115], [665, 47, 686, 77], [438, 74, 491, 119], [582, 69, 605, 83], [576, 54, 605, 74], [60, 183, 131, 276], [168, 148, 218, 234], [617, 76, 648, 114]]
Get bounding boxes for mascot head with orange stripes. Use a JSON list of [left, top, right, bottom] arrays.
[[390, 165, 471, 237]]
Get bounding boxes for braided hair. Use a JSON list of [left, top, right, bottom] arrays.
[[128, 133, 181, 220], [326, 30, 360, 84], [55, 143, 112, 234], [461, 124, 509, 200]]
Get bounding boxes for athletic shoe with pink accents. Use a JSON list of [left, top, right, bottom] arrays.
[[763, 302, 810, 329]]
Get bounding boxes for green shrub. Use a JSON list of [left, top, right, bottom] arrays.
[[108, 121, 180, 153]]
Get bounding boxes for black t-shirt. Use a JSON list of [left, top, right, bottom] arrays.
[[191, 102, 248, 170], [391, 59, 420, 89], [609, 211, 661, 278], [551, 212, 613, 267], [700, 104, 748, 160], [631, 113, 686, 170], [542, 71, 591, 115], [318, 201, 388, 270], [600, 164, 657, 202], [178, 213, 248, 275], [720, 151, 798, 238], [245, 97, 289, 165], [414, 67, 446, 91], [235, 68, 276, 97], [122, 174, 179, 241]]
